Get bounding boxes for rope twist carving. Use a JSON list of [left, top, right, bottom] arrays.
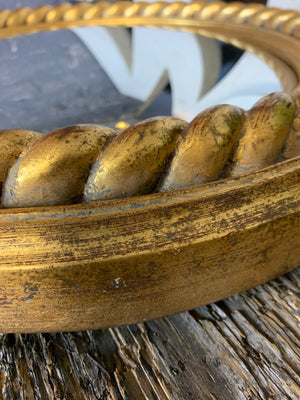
[[1, 2, 300, 36], [0, 2, 299, 208], [0, 91, 299, 208]]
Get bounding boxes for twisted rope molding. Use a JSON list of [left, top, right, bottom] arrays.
[[0, 90, 299, 208], [1, 1, 300, 38], [0, 2, 300, 208], [0, 2, 299, 333], [1, 1, 300, 90]]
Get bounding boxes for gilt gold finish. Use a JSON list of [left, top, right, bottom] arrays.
[[161, 105, 244, 190], [2, 125, 116, 207], [228, 92, 294, 176], [0, 129, 42, 190], [0, 2, 299, 333], [84, 117, 187, 201]]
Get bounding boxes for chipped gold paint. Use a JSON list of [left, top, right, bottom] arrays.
[[84, 117, 187, 202], [0, 129, 42, 189], [161, 105, 244, 190], [2, 125, 116, 207], [0, 2, 298, 332], [283, 88, 300, 159], [228, 93, 295, 176]]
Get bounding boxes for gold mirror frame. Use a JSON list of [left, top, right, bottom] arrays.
[[0, 1, 299, 333]]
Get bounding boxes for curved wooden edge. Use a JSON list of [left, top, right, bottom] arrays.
[[0, 2, 300, 92], [0, 158, 299, 332], [0, 2, 299, 332], [0, 156, 299, 222]]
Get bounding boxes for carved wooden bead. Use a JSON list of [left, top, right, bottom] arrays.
[[2, 125, 116, 208], [84, 117, 187, 202], [283, 88, 300, 159], [228, 92, 295, 177], [0, 129, 42, 193], [161, 105, 244, 191]]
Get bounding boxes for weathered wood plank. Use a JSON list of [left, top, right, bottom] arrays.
[[0, 267, 298, 400]]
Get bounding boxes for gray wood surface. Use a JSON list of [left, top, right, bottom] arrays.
[[0, 268, 299, 399]]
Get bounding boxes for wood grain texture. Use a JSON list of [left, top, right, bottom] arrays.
[[0, 267, 298, 400]]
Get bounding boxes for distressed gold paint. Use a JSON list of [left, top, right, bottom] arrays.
[[283, 87, 300, 159], [2, 125, 116, 207], [0, 129, 42, 188], [161, 105, 244, 190], [0, 2, 298, 332], [228, 92, 295, 176], [84, 117, 187, 202]]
